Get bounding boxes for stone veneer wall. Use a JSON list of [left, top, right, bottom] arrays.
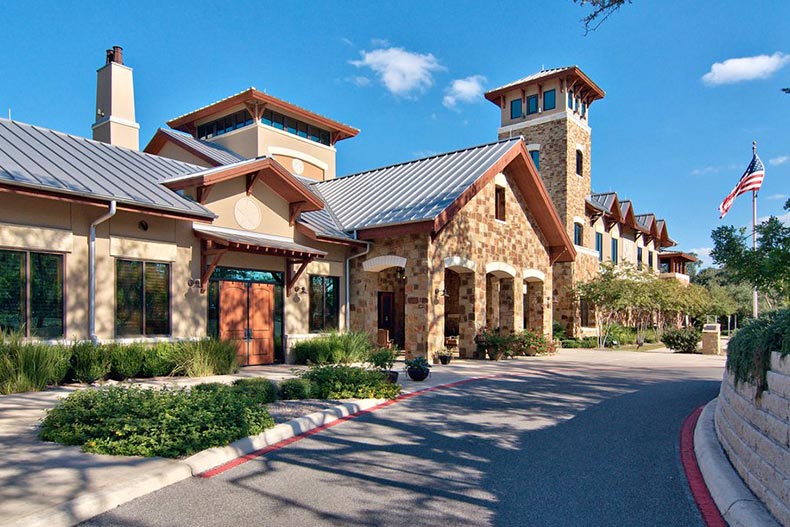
[[715, 352, 790, 526]]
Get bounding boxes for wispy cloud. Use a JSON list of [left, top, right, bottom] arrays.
[[442, 75, 487, 110], [350, 47, 444, 98], [702, 52, 790, 85], [340, 37, 354, 47], [690, 164, 738, 176], [689, 247, 712, 267], [758, 212, 790, 225], [370, 38, 390, 47], [346, 76, 371, 87], [769, 155, 790, 166], [413, 149, 439, 159], [767, 193, 788, 201]]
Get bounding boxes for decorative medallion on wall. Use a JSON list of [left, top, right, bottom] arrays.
[[291, 158, 305, 175], [234, 196, 262, 231]]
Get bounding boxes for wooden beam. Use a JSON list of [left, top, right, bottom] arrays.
[[200, 246, 228, 293], [196, 185, 213, 204], [286, 257, 313, 296], [289, 201, 308, 226]]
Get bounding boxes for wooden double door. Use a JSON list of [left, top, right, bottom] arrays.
[[219, 281, 274, 366]]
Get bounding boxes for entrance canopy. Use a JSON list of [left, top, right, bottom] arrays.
[[193, 223, 326, 294]]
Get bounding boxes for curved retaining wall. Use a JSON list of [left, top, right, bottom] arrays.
[[715, 352, 790, 526]]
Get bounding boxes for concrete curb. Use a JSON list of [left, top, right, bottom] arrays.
[[4, 399, 385, 527], [694, 399, 781, 527]]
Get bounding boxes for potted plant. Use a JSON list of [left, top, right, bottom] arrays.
[[436, 348, 453, 365], [474, 327, 490, 360], [368, 347, 399, 383], [404, 356, 430, 381], [485, 331, 513, 361]]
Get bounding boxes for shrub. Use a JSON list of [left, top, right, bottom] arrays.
[[279, 378, 314, 400], [0, 333, 70, 394], [644, 328, 658, 344], [367, 347, 396, 370], [299, 365, 401, 399], [140, 342, 177, 377], [293, 332, 372, 365], [170, 338, 238, 377], [71, 341, 111, 384], [552, 322, 567, 341], [108, 343, 145, 380], [581, 337, 598, 349], [232, 378, 278, 404], [605, 324, 637, 347], [39, 384, 275, 458], [561, 339, 581, 349], [726, 308, 790, 393], [661, 328, 701, 354]]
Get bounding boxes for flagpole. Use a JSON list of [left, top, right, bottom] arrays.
[[752, 140, 759, 318]]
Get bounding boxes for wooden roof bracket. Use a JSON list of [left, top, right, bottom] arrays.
[[246, 170, 264, 196], [196, 185, 213, 204], [289, 201, 308, 226], [286, 257, 314, 296], [200, 240, 228, 293]]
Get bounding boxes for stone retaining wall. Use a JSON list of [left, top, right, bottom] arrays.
[[715, 352, 790, 526]]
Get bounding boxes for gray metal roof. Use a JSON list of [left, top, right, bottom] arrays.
[[589, 192, 617, 213], [314, 138, 522, 231], [619, 199, 632, 218], [193, 224, 327, 257], [487, 66, 576, 94], [634, 213, 655, 231], [0, 119, 213, 219], [156, 128, 245, 165]]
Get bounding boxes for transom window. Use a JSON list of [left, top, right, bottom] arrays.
[[527, 95, 539, 115], [197, 110, 253, 140], [510, 99, 522, 119], [543, 89, 556, 111], [309, 275, 339, 332], [116, 260, 171, 337], [0, 250, 64, 338], [495, 186, 506, 221], [262, 109, 331, 145]]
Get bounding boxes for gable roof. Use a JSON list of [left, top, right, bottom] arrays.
[[0, 119, 213, 220], [314, 137, 575, 261], [144, 128, 245, 166], [485, 66, 605, 106]]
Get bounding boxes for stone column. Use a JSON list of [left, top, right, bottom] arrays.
[[458, 271, 478, 358], [499, 278, 515, 333]]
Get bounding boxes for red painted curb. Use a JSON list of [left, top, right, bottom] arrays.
[[680, 405, 727, 527], [198, 373, 507, 478]]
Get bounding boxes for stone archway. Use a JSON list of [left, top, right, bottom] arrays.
[[485, 262, 516, 333], [361, 255, 407, 349]]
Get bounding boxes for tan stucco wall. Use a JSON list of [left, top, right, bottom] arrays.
[[203, 178, 294, 239]]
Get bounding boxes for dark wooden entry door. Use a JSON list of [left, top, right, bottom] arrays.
[[378, 291, 395, 338], [219, 281, 275, 366], [248, 283, 274, 365]]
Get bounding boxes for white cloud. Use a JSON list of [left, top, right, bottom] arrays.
[[370, 38, 390, 47], [769, 155, 790, 166], [347, 76, 371, 87], [350, 47, 444, 97], [690, 163, 737, 176], [767, 193, 788, 201], [689, 247, 713, 267], [442, 75, 487, 110], [412, 149, 439, 159], [702, 52, 790, 85], [758, 212, 790, 225], [340, 37, 354, 47]]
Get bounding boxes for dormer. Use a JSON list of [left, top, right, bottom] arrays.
[[165, 88, 359, 181]]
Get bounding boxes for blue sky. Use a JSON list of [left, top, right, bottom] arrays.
[[1, 0, 788, 264]]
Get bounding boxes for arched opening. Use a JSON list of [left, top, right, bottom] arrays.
[[485, 263, 516, 332], [522, 269, 545, 332], [363, 255, 407, 349]]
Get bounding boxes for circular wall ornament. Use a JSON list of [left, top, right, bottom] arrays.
[[234, 196, 262, 231], [291, 158, 305, 175]]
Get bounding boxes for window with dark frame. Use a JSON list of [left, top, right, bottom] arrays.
[[543, 89, 556, 111], [495, 186, 506, 221], [611, 238, 619, 265], [0, 249, 64, 338], [596, 232, 603, 262], [576, 150, 583, 176], [115, 259, 171, 337], [309, 275, 339, 332], [648, 251, 654, 269], [526, 95, 538, 115], [574, 222, 583, 246], [529, 150, 540, 171], [637, 247, 643, 270], [568, 90, 574, 109], [510, 99, 522, 119]]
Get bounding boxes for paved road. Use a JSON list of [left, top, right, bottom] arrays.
[[81, 353, 723, 527]]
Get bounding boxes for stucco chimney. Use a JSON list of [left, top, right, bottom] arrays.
[[92, 46, 139, 150]]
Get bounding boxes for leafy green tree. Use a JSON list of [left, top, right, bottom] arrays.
[[710, 199, 790, 309]]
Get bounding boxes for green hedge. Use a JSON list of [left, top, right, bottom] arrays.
[[279, 378, 314, 400], [0, 332, 70, 394], [299, 365, 400, 399], [661, 328, 701, 353], [727, 309, 790, 393], [293, 332, 372, 365], [39, 384, 275, 458]]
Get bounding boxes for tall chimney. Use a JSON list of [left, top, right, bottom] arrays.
[[92, 45, 139, 150]]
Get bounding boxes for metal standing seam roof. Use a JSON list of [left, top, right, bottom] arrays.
[[155, 128, 246, 165], [192, 223, 327, 258], [313, 137, 523, 231], [0, 119, 214, 219], [487, 66, 577, 94], [589, 192, 617, 213], [634, 213, 656, 231]]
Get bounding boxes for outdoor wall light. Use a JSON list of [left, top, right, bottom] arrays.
[[292, 286, 307, 303], [396, 267, 407, 281], [434, 288, 449, 298], [187, 278, 201, 289]]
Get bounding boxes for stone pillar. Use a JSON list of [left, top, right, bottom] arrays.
[[513, 278, 525, 332], [426, 266, 445, 363], [499, 278, 515, 333], [486, 274, 499, 328], [349, 259, 378, 336], [458, 272, 477, 358]]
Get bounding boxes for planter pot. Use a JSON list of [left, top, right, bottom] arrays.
[[487, 348, 504, 361], [384, 370, 399, 383], [407, 367, 430, 381], [438, 355, 452, 365]]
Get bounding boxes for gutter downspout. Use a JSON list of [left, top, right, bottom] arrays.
[[89, 201, 117, 344], [344, 230, 370, 331]]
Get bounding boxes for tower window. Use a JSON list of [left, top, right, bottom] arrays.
[[581, 102, 587, 118], [576, 150, 583, 176], [510, 99, 522, 120], [529, 150, 539, 171], [596, 232, 603, 261], [574, 222, 583, 246], [526, 95, 538, 115], [495, 186, 506, 221], [567, 90, 574, 109], [543, 89, 556, 111]]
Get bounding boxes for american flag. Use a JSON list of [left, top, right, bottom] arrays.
[[718, 152, 765, 218]]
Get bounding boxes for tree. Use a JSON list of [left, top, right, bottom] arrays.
[[573, 0, 631, 33], [710, 199, 790, 308]]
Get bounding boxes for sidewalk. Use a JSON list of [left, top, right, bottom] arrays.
[[0, 349, 725, 527]]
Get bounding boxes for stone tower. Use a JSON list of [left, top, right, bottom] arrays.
[[485, 67, 605, 336], [92, 46, 140, 150]]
